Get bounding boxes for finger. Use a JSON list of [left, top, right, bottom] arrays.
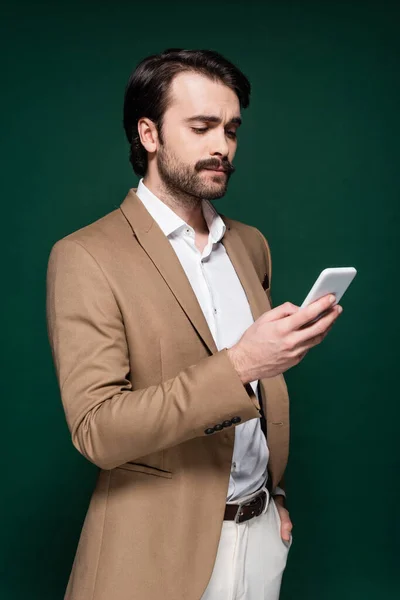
[[314, 320, 335, 341], [282, 530, 291, 542], [296, 350, 308, 362], [302, 322, 334, 350], [275, 502, 292, 536], [294, 304, 342, 347], [281, 521, 293, 542], [262, 301, 299, 323], [287, 294, 337, 331]]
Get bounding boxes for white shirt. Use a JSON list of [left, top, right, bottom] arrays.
[[136, 179, 269, 501]]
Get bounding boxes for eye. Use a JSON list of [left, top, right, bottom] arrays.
[[192, 127, 209, 134], [226, 130, 237, 139]]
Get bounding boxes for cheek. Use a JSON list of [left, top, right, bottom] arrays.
[[229, 142, 237, 162], [164, 124, 199, 164], [180, 127, 201, 145], [180, 130, 208, 161]]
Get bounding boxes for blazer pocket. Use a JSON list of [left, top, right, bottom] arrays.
[[116, 462, 172, 479]]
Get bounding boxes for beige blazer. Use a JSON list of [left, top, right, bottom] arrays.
[[46, 189, 290, 600]]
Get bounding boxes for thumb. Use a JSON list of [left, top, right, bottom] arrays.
[[281, 522, 292, 542]]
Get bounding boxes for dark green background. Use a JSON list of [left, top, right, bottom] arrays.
[[2, 1, 399, 598]]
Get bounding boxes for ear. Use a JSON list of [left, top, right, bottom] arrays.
[[138, 118, 159, 153]]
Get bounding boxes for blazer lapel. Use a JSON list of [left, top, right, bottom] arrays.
[[120, 190, 267, 358], [221, 217, 285, 455], [120, 189, 218, 355], [220, 223, 269, 323]]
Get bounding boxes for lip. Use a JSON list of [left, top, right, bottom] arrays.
[[204, 168, 227, 173]]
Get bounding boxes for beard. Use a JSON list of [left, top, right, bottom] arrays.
[[156, 142, 235, 201]]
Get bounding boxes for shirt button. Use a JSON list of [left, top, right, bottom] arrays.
[[213, 308, 217, 314], [232, 462, 237, 470]]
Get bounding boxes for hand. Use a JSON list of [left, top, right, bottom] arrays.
[[273, 495, 292, 543], [227, 294, 342, 384]]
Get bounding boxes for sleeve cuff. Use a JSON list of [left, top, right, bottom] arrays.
[[272, 486, 286, 498]]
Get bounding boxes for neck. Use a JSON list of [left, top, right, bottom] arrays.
[[143, 173, 209, 235]]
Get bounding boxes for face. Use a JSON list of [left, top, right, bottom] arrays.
[[155, 72, 241, 200]]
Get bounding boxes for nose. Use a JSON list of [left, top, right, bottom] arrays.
[[210, 128, 229, 159]]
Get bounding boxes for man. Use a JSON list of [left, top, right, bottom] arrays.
[[46, 49, 342, 600]]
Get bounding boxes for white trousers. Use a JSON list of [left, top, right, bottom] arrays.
[[201, 491, 292, 600]]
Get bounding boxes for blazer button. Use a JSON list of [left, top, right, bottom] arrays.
[[214, 424, 223, 431], [205, 428, 215, 435], [231, 416, 241, 424], [222, 420, 232, 428]]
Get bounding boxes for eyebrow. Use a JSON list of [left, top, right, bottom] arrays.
[[184, 115, 242, 126]]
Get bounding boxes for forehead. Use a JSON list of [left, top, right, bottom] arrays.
[[166, 71, 240, 119]]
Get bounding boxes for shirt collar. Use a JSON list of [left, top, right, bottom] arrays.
[[135, 179, 226, 243]]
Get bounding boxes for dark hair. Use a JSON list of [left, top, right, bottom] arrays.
[[123, 48, 251, 177]]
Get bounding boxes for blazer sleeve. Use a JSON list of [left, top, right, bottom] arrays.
[[46, 239, 261, 470]]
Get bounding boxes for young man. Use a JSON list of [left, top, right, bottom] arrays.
[[46, 49, 342, 600]]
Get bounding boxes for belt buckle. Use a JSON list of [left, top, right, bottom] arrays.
[[234, 490, 267, 524]]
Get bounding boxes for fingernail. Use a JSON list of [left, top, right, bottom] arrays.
[[337, 306, 343, 314], [329, 295, 335, 303]]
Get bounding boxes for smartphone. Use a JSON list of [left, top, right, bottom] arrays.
[[300, 267, 357, 326], [301, 267, 357, 308]]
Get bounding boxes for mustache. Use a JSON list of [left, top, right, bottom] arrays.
[[195, 158, 235, 174]]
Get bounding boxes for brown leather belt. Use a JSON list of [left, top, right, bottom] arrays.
[[224, 490, 268, 524]]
